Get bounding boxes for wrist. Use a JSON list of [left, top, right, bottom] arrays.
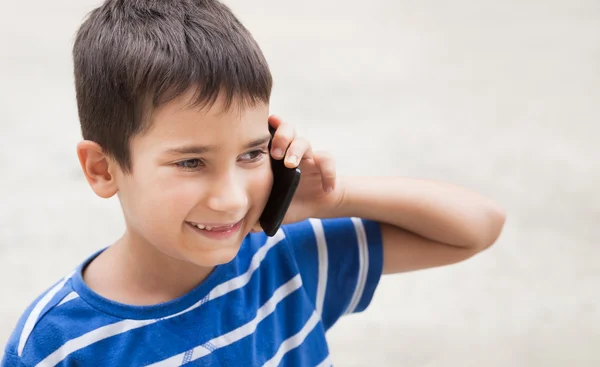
[[318, 176, 351, 219]]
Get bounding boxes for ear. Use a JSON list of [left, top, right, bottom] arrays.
[[76, 140, 119, 198]]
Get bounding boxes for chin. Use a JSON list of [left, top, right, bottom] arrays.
[[191, 247, 240, 267]]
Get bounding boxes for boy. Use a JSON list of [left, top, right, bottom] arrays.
[[2, 0, 505, 366]]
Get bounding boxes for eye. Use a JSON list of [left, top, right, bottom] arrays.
[[175, 159, 204, 171], [239, 150, 267, 162]]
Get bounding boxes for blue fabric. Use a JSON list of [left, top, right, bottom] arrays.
[[2, 218, 383, 367]]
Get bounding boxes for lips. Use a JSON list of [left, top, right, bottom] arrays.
[[185, 218, 244, 239], [187, 221, 239, 232]]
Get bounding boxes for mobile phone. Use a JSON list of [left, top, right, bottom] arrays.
[[259, 126, 301, 236]]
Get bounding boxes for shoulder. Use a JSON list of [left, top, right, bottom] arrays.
[[281, 217, 382, 249], [244, 217, 382, 264], [3, 270, 78, 362], [3, 250, 117, 367]]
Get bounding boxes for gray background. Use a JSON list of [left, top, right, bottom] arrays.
[[1, 0, 599, 365]]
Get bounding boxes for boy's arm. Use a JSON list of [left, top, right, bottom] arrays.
[[323, 176, 506, 274]]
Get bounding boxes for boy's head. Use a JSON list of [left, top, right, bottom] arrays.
[[74, 0, 274, 267]]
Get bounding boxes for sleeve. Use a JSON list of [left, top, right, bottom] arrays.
[[281, 217, 383, 330], [1, 352, 28, 367]]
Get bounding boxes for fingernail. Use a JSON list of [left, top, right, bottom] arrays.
[[326, 186, 333, 192], [286, 155, 297, 166], [273, 148, 283, 159]]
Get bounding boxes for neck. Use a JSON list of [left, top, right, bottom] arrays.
[[83, 229, 214, 306]]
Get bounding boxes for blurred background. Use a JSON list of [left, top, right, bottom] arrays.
[[1, 0, 598, 365]]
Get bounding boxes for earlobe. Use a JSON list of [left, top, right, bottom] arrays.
[[76, 140, 119, 198]]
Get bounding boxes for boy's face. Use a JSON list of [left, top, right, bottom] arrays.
[[113, 91, 273, 267]]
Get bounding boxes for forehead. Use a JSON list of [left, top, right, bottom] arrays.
[[137, 91, 270, 151]]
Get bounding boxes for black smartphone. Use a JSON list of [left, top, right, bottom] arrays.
[[259, 126, 301, 236]]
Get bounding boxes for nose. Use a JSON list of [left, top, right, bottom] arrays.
[[205, 170, 248, 215]]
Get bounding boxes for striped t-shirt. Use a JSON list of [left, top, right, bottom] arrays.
[[2, 217, 383, 367]]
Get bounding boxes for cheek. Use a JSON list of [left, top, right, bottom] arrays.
[[121, 169, 199, 228], [250, 165, 273, 206]]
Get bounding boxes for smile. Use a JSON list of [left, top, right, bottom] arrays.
[[188, 222, 238, 231], [186, 218, 244, 239]]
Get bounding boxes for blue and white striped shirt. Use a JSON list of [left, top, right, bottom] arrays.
[[2, 217, 382, 366]]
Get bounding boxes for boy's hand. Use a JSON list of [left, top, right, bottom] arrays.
[[253, 115, 343, 231]]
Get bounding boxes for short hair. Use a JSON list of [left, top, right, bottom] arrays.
[[73, 0, 272, 172]]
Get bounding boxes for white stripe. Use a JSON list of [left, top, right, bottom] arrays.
[[345, 218, 369, 314], [207, 229, 286, 302], [315, 354, 333, 367], [36, 319, 155, 367], [38, 230, 287, 367], [146, 274, 303, 367], [309, 219, 328, 317], [57, 292, 80, 307], [18, 270, 76, 356], [262, 311, 320, 367]]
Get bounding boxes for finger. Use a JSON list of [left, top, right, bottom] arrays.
[[269, 118, 296, 160], [284, 137, 313, 168], [314, 151, 337, 192], [268, 115, 284, 130]]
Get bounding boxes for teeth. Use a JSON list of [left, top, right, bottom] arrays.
[[193, 223, 214, 231], [190, 222, 238, 231]]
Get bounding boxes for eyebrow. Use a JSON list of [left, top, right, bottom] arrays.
[[164, 135, 272, 155]]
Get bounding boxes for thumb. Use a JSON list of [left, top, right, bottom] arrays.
[[251, 222, 263, 233]]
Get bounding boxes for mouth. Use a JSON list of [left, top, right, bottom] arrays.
[[185, 218, 244, 240]]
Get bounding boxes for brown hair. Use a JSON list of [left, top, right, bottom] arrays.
[[73, 0, 272, 172]]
